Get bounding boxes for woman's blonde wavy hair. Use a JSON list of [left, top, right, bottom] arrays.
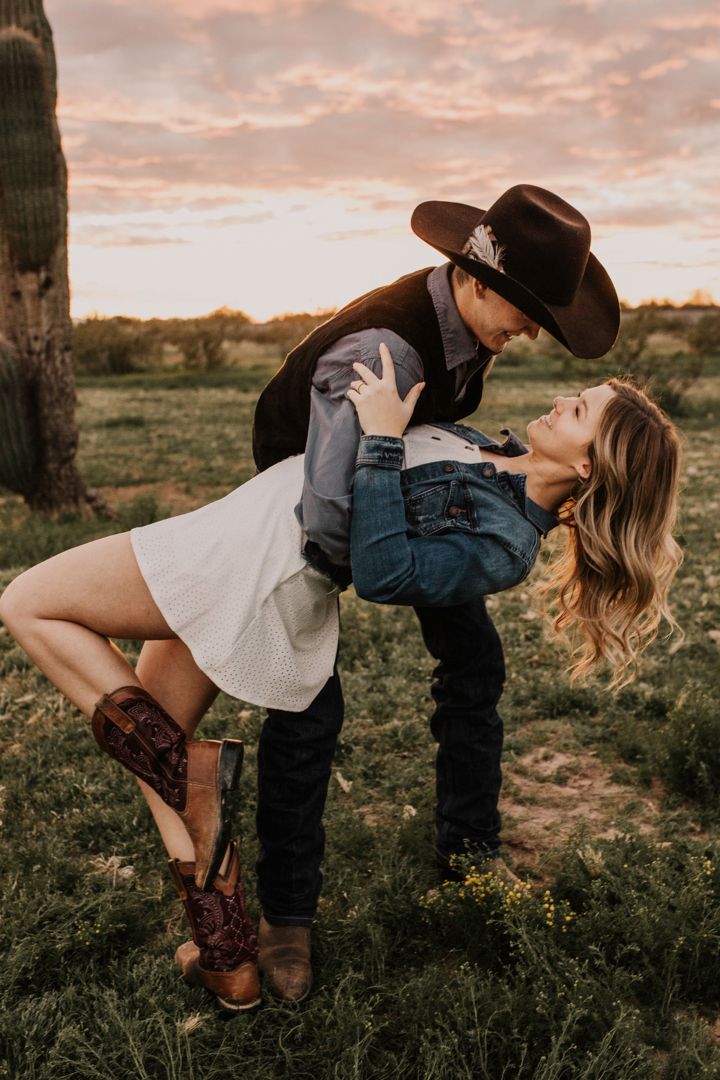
[[539, 378, 683, 689]]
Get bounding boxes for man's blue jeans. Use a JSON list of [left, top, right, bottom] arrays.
[[255, 595, 505, 925]]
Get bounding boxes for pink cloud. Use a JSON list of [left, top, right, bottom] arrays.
[[39, 0, 720, 304]]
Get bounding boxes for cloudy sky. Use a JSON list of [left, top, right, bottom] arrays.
[[44, 0, 720, 320]]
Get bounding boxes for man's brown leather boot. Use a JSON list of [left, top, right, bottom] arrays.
[[170, 841, 261, 1012], [258, 915, 312, 1002], [91, 685, 243, 889]]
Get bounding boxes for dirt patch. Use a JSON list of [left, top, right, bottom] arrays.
[[501, 747, 663, 868]]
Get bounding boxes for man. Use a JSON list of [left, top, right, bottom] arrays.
[[251, 184, 620, 1000]]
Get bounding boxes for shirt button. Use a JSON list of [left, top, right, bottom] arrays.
[[443, 463, 454, 474], [481, 463, 495, 478]]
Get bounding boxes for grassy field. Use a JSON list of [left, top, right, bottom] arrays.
[[1, 352, 720, 1079]]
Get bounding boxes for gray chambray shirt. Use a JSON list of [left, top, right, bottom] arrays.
[[295, 263, 493, 566]]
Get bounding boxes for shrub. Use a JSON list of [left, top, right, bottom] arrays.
[[420, 840, 720, 1070], [689, 311, 720, 356], [168, 318, 226, 370], [655, 687, 720, 808], [73, 317, 160, 374]]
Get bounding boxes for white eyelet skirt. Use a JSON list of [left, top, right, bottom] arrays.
[[130, 454, 340, 712]]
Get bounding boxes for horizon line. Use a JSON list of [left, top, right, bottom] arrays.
[[72, 295, 719, 325]]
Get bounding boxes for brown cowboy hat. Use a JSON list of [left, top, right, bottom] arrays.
[[411, 184, 619, 359]]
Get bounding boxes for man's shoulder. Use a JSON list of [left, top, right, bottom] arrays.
[[316, 328, 419, 373]]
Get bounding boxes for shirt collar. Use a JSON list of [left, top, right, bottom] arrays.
[[441, 422, 529, 457], [507, 474, 559, 537], [427, 263, 487, 372]]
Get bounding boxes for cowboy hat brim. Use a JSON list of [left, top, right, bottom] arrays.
[[411, 200, 620, 360]]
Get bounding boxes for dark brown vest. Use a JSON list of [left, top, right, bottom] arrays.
[[252, 267, 485, 471]]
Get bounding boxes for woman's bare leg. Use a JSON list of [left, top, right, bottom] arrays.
[[135, 639, 221, 862], [0, 534, 218, 862], [136, 638, 219, 738], [0, 532, 175, 714]]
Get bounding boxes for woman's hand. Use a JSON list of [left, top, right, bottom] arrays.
[[346, 343, 425, 437]]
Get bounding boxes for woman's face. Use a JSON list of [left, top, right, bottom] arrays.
[[528, 383, 616, 479]]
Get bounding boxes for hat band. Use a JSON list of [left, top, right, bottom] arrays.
[[463, 224, 584, 304]]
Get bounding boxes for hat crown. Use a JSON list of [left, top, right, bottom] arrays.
[[410, 184, 619, 358], [481, 185, 591, 306]]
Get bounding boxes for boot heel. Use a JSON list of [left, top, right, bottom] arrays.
[[217, 739, 244, 792]]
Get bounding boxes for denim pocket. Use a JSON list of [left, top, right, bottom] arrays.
[[404, 480, 474, 535]]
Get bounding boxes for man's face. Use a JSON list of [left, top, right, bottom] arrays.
[[465, 282, 540, 354]]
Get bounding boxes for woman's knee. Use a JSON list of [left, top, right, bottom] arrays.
[[0, 567, 47, 636], [2, 534, 171, 641]]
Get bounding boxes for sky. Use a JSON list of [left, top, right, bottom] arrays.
[[43, 0, 720, 321]]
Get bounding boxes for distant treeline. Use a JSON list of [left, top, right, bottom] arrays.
[[72, 303, 720, 392], [72, 307, 336, 375]]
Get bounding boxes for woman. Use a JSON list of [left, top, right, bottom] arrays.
[[0, 346, 682, 1011]]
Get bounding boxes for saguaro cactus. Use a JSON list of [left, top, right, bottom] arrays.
[[0, 0, 88, 512], [0, 337, 37, 491]]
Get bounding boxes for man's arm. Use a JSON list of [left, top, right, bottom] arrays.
[[297, 328, 424, 566]]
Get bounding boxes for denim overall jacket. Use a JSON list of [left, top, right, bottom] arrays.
[[350, 422, 559, 607]]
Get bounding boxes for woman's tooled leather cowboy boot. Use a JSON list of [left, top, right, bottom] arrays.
[[170, 841, 261, 1012], [91, 685, 243, 890]]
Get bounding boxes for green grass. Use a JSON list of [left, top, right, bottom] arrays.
[[1, 357, 720, 1078]]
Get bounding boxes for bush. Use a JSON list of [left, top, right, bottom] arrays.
[[244, 310, 333, 356], [73, 317, 160, 374], [420, 839, 720, 1071], [167, 318, 227, 370], [656, 687, 720, 808], [689, 311, 720, 356]]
